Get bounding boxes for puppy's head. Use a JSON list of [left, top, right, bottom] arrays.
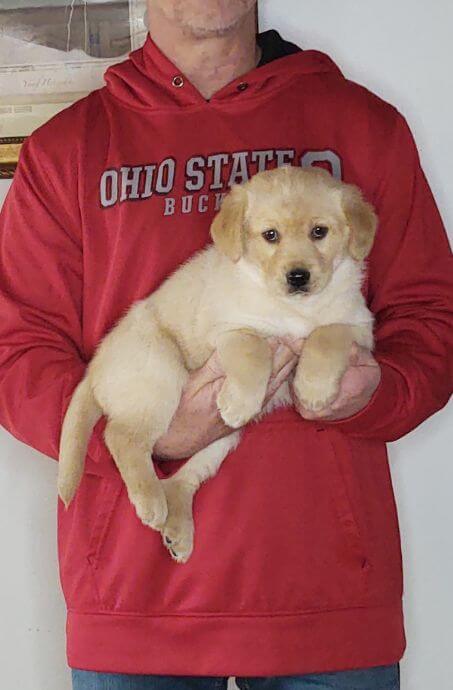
[[211, 166, 377, 298]]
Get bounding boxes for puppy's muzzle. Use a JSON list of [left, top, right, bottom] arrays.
[[286, 268, 311, 293]]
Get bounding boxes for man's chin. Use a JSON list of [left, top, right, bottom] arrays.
[[184, 17, 243, 39], [181, 1, 255, 38]]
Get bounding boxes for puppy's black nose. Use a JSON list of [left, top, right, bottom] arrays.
[[286, 268, 311, 289]]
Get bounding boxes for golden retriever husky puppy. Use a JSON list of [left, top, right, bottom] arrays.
[[58, 167, 377, 563]]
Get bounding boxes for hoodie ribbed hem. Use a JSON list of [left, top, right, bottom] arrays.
[[67, 602, 405, 676]]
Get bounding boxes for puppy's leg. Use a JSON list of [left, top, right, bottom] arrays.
[[104, 421, 168, 530], [216, 330, 272, 429], [101, 328, 189, 531], [162, 431, 240, 563], [294, 324, 372, 412]]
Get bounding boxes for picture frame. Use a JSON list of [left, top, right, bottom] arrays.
[[0, 0, 147, 178]]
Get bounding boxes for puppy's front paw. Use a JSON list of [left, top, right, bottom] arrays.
[[161, 479, 195, 564], [294, 373, 340, 412], [131, 481, 168, 531], [217, 380, 264, 429]]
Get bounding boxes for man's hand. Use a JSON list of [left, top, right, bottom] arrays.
[[154, 337, 303, 460], [292, 343, 381, 422]]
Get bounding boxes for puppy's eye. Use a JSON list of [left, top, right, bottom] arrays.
[[310, 225, 329, 240], [262, 229, 280, 243]]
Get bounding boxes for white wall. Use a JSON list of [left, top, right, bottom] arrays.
[[0, 2, 452, 689]]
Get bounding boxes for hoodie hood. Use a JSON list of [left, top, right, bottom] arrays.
[[104, 31, 342, 111]]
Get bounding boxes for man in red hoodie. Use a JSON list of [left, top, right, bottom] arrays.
[[0, 1, 452, 689]]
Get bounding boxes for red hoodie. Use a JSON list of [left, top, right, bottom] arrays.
[[0, 32, 452, 677]]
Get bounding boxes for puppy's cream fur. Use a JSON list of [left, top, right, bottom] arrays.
[[58, 167, 377, 563]]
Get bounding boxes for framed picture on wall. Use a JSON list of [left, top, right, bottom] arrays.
[[0, 0, 148, 178]]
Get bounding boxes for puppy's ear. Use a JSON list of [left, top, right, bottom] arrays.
[[210, 185, 247, 262], [342, 185, 378, 261]]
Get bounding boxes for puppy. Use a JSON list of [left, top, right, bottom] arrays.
[[58, 166, 377, 563]]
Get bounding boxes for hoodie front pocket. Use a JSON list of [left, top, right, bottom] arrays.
[[86, 474, 123, 573], [318, 429, 370, 573], [58, 471, 123, 610], [78, 421, 373, 615], [201, 420, 373, 615]]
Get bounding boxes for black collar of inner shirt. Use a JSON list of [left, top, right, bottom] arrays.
[[257, 29, 302, 68]]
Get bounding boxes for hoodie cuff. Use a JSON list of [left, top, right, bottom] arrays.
[[324, 362, 401, 437]]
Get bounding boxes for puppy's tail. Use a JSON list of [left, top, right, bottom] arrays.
[[58, 377, 102, 508]]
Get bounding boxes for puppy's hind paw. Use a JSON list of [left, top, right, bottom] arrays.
[[162, 521, 194, 564], [132, 482, 168, 531], [161, 478, 195, 564]]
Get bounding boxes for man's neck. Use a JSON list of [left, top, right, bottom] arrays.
[[147, 7, 260, 100]]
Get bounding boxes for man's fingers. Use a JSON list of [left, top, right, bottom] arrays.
[[270, 343, 296, 377], [266, 356, 298, 402], [330, 375, 363, 411], [185, 350, 226, 396], [282, 336, 305, 355], [267, 336, 281, 351], [349, 343, 378, 367]]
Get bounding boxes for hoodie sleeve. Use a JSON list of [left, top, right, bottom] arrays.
[[330, 113, 453, 441], [0, 132, 86, 460]]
